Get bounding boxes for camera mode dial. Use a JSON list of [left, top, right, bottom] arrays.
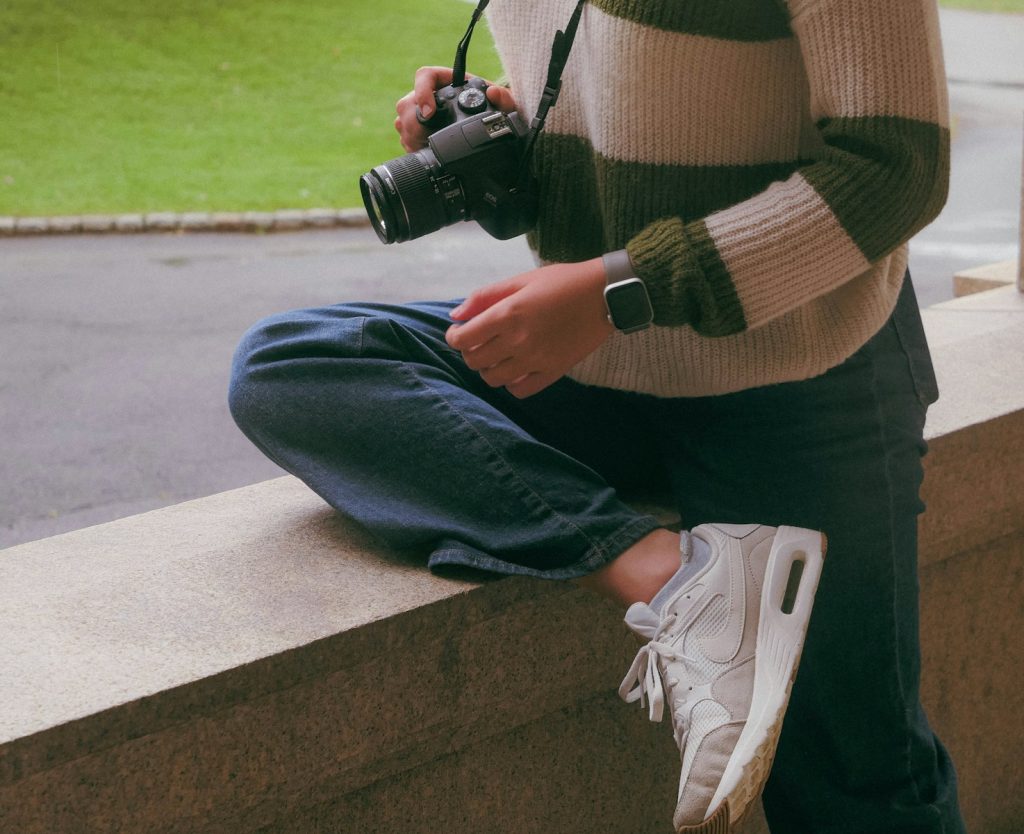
[[457, 87, 487, 114]]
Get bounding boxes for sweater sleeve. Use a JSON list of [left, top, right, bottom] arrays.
[[625, 0, 950, 337]]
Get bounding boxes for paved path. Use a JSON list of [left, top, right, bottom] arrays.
[[2, 8, 1022, 548], [0, 227, 535, 548], [940, 8, 1024, 88]]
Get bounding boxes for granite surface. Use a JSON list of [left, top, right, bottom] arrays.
[[922, 285, 1024, 439], [919, 530, 1024, 834]]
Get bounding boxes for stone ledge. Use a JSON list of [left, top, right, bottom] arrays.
[[1, 285, 1022, 832], [953, 259, 1019, 297], [919, 286, 1024, 570], [0, 481, 662, 832], [922, 284, 1024, 438]]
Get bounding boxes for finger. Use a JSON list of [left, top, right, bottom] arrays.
[[485, 85, 517, 112], [450, 276, 523, 321], [446, 307, 507, 352], [460, 334, 512, 371], [395, 93, 429, 151], [480, 359, 530, 389], [413, 66, 455, 118], [506, 371, 558, 399]]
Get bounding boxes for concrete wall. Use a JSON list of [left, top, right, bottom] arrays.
[[2, 287, 1022, 833]]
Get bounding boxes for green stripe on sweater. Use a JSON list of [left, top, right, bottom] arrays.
[[527, 132, 798, 264], [526, 132, 789, 334], [801, 116, 950, 262], [591, 0, 791, 42]]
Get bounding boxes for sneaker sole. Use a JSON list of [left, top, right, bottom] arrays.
[[700, 526, 827, 829], [677, 800, 731, 833]]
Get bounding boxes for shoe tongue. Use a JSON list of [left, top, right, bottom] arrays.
[[623, 601, 661, 639]]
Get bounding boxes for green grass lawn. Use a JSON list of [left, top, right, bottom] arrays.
[[0, 0, 503, 215], [941, 0, 1024, 10], [1, 0, 1019, 216]]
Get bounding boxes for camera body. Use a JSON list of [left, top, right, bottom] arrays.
[[360, 77, 538, 244]]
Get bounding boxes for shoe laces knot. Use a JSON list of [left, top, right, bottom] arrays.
[[618, 603, 696, 725]]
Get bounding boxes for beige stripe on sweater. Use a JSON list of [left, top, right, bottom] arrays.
[[705, 175, 871, 329], [791, 0, 949, 125]]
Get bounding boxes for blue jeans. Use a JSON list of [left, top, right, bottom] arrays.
[[229, 275, 964, 833]]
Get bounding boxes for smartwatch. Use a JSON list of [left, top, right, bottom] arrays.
[[602, 249, 653, 334]]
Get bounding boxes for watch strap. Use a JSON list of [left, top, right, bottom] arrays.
[[602, 248, 636, 285]]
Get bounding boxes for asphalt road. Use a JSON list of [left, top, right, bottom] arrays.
[[0, 226, 537, 548], [2, 11, 1022, 549]]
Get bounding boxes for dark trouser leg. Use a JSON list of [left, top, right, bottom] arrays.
[[656, 279, 964, 833]]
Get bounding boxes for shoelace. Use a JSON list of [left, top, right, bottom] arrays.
[[618, 638, 678, 722], [618, 605, 698, 735]]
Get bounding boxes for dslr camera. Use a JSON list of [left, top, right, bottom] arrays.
[[359, 76, 538, 244]]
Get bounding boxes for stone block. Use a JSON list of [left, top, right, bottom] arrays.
[[337, 208, 369, 228], [919, 530, 1024, 834], [303, 208, 338, 228], [14, 216, 49, 234], [241, 211, 274, 231], [953, 260, 1017, 297], [0, 480, 663, 831], [48, 216, 83, 234], [113, 213, 144, 232], [918, 287, 1024, 568], [80, 215, 115, 232], [210, 212, 247, 232], [272, 209, 305, 230], [145, 212, 182, 231], [180, 212, 212, 230]]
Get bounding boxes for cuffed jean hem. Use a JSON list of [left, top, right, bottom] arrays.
[[426, 513, 665, 580]]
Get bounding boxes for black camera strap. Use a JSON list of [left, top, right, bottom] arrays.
[[452, 0, 492, 88], [517, 0, 588, 186], [454, 0, 589, 188]]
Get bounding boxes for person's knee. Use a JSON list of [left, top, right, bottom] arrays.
[[228, 307, 364, 435], [229, 312, 285, 436]]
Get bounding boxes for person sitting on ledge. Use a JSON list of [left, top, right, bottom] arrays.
[[229, 1, 965, 831]]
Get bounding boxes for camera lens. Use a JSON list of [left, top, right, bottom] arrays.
[[359, 174, 396, 243], [359, 149, 463, 244]]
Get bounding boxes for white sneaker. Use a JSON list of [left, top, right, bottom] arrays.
[[619, 523, 825, 832]]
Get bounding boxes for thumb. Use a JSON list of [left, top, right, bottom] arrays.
[[451, 276, 524, 320], [486, 84, 518, 113]]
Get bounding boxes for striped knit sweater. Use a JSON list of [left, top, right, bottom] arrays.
[[485, 0, 950, 396]]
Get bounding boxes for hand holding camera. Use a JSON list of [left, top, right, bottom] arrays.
[[359, 0, 587, 245], [394, 66, 517, 154], [360, 69, 537, 244]]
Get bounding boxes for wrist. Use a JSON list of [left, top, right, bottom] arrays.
[[602, 250, 653, 334], [580, 257, 615, 336]]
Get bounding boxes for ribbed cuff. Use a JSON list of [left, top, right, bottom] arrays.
[[627, 217, 747, 337]]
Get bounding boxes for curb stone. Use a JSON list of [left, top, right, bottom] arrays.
[[14, 217, 49, 234], [114, 214, 144, 232], [0, 208, 371, 237]]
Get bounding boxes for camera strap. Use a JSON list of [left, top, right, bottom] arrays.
[[517, 0, 589, 186], [452, 0, 492, 88], [456, 0, 588, 188]]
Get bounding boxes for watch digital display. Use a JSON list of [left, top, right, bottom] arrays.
[[605, 278, 654, 334]]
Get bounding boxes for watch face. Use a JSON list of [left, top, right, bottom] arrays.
[[605, 278, 653, 332]]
